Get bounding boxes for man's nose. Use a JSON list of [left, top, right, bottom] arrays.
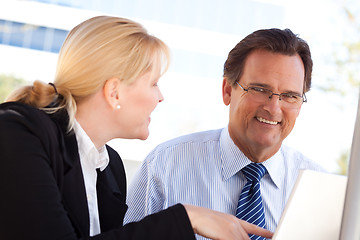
[[264, 94, 282, 114]]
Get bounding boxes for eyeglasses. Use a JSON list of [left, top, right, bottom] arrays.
[[236, 82, 307, 109]]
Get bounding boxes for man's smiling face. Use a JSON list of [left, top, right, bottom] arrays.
[[223, 49, 305, 161]]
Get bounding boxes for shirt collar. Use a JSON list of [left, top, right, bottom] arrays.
[[219, 126, 283, 188], [73, 120, 109, 171]]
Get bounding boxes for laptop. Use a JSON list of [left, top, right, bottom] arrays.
[[339, 89, 360, 239], [273, 88, 360, 240], [272, 170, 347, 240]]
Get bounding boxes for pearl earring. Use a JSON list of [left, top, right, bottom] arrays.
[[116, 105, 121, 109]]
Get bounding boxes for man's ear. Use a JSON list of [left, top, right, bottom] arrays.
[[103, 77, 121, 109], [222, 77, 232, 106]]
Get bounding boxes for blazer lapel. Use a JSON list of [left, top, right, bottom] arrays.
[[96, 164, 128, 232], [61, 130, 127, 234], [61, 132, 90, 237], [50, 109, 127, 235]]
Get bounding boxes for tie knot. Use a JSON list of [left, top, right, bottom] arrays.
[[241, 163, 267, 182]]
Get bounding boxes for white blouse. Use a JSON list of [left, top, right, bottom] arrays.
[[73, 120, 109, 236]]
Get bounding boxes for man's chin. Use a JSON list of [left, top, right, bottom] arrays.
[[253, 136, 281, 150]]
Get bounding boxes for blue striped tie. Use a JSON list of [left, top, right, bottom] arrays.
[[236, 163, 267, 240]]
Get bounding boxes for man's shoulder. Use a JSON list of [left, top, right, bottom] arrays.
[[280, 145, 326, 172], [152, 128, 223, 152], [143, 128, 224, 165], [142, 128, 224, 175]]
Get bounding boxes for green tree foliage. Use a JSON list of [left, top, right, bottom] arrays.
[[0, 74, 27, 103], [337, 150, 349, 175], [338, 5, 360, 88], [333, 2, 360, 175], [319, 2, 360, 98]]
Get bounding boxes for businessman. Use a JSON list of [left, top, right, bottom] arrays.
[[124, 28, 325, 239]]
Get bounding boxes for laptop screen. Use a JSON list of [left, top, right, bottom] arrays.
[[339, 90, 360, 240], [272, 170, 347, 240]]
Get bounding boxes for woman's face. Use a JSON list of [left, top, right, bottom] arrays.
[[115, 63, 164, 140]]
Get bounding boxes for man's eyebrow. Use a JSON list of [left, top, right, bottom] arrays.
[[247, 82, 302, 95], [247, 82, 270, 88]]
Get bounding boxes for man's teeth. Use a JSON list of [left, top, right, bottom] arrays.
[[257, 117, 278, 125]]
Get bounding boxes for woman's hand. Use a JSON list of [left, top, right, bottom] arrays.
[[184, 204, 273, 240]]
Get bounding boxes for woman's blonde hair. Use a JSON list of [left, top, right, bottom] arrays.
[[6, 15, 170, 131]]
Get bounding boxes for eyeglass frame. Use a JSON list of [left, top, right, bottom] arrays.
[[236, 81, 307, 107]]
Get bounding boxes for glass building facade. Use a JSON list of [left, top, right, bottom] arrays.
[[0, 0, 283, 53], [0, 0, 285, 167], [0, 19, 68, 53]]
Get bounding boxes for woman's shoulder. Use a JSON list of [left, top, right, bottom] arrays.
[[0, 101, 59, 137], [0, 101, 48, 119]]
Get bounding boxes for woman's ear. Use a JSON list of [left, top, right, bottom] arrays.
[[103, 77, 121, 110], [222, 77, 232, 106]]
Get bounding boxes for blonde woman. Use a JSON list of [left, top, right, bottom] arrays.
[[0, 16, 272, 240]]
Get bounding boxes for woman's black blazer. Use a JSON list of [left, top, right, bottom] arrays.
[[0, 102, 194, 240]]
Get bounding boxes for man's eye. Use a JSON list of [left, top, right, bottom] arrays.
[[282, 93, 299, 99], [282, 94, 301, 102], [251, 87, 266, 93]]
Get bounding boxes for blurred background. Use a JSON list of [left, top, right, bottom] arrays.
[[0, 0, 359, 182]]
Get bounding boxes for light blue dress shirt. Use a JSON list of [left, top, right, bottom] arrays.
[[124, 127, 325, 239]]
